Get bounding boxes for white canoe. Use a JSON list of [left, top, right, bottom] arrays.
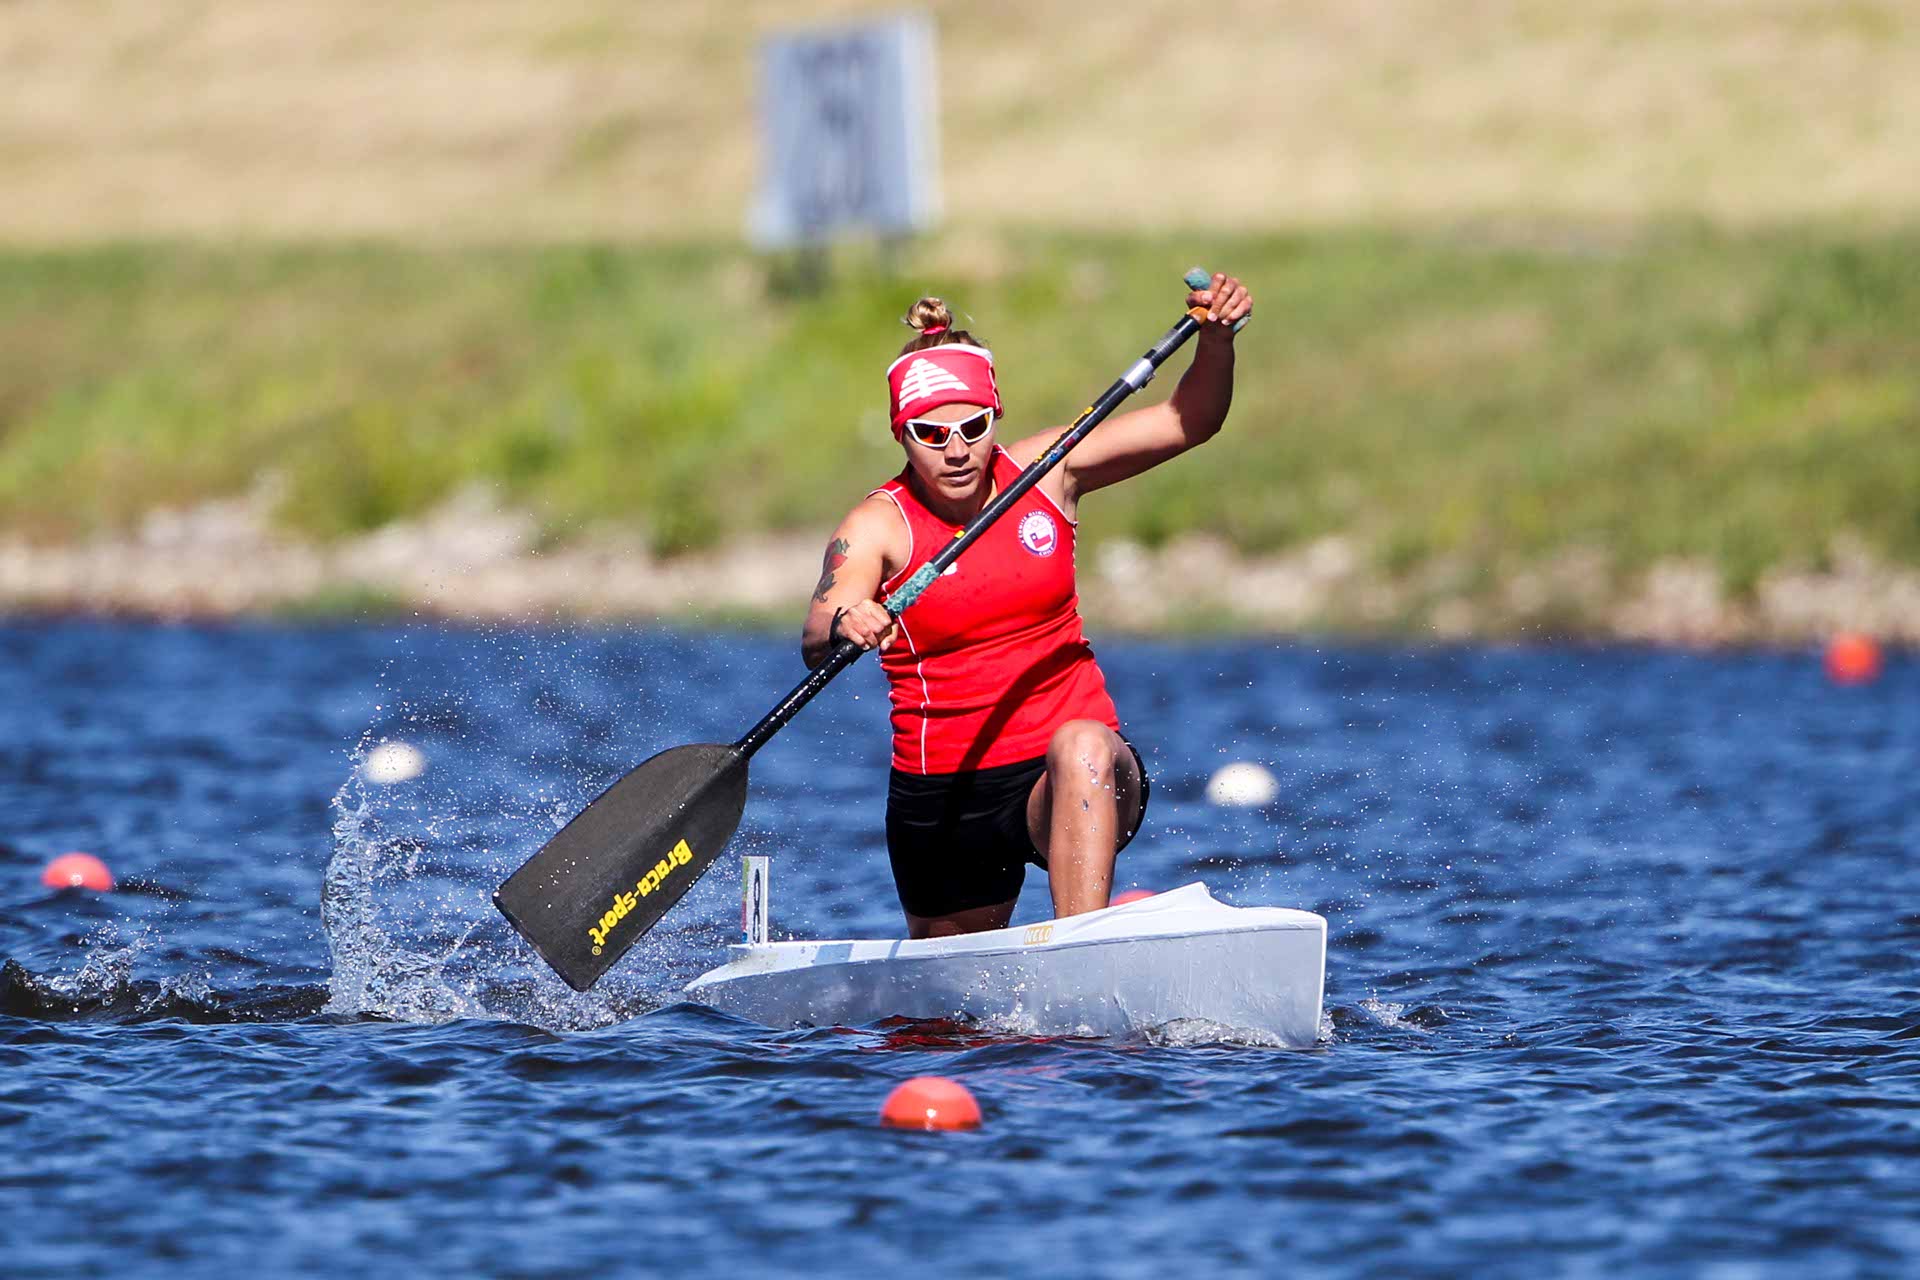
[[684, 882, 1327, 1047]]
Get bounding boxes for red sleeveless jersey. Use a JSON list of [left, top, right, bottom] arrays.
[[870, 446, 1121, 775]]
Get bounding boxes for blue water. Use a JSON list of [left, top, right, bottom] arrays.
[[2, 620, 1915, 1277]]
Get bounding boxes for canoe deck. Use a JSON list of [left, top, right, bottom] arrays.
[[683, 882, 1327, 1047]]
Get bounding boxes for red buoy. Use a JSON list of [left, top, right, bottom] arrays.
[[41, 852, 114, 892], [1111, 888, 1156, 906], [1825, 633, 1884, 686], [880, 1076, 981, 1131]]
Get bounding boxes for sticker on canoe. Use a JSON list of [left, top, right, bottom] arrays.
[[1023, 924, 1054, 945], [1017, 511, 1058, 557], [588, 838, 694, 954]]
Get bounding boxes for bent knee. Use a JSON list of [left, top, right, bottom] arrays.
[[1047, 719, 1118, 779]]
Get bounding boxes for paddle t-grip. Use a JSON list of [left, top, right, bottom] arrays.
[[1184, 266, 1249, 332]]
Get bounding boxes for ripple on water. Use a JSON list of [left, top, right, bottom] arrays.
[[0, 623, 1917, 1276]]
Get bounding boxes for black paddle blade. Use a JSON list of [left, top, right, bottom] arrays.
[[493, 743, 749, 991]]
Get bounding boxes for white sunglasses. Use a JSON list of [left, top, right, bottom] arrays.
[[903, 407, 995, 448]]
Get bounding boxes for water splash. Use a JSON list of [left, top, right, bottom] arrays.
[[319, 744, 687, 1031], [17, 926, 150, 1011], [0, 918, 322, 1024], [1357, 995, 1434, 1034], [321, 758, 502, 1022], [1144, 1017, 1306, 1049]]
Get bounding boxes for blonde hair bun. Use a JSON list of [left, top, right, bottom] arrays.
[[897, 296, 984, 357], [904, 297, 955, 333]]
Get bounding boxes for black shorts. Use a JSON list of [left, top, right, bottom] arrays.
[[884, 738, 1150, 918]]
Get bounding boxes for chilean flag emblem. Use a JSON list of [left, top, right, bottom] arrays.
[[1017, 510, 1059, 557]]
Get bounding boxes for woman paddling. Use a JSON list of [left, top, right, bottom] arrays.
[[802, 273, 1253, 938]]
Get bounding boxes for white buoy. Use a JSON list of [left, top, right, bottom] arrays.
[[1206, 761, 1279, 807], [362, 740, 427, 784]]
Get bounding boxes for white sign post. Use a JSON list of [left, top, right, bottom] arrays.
[[751, 14, 940, 249]]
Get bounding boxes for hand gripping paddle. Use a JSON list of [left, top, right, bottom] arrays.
[[494, 269, 1241, 991]]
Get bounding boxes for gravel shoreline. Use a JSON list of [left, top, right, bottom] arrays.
[[5, 491, 1916, 647]]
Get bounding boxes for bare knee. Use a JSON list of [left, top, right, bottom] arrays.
[[1047, 720, 1117, 786]]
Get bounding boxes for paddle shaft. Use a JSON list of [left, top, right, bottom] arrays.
[[733, 306, 1210, 761]]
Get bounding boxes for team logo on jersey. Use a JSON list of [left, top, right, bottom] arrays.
[[1017, 510, 1059, 557]]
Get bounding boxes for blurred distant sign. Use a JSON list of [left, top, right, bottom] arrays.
[[751, 14, 940, 248]]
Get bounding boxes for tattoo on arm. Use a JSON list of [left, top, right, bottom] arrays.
[[813, 538, 850, 602]]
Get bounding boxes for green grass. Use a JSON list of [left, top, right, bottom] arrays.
[[269, 582, 413, 622], [2, 228, 1917, 599]]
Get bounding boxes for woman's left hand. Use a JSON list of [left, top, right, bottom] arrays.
[[1187, 271, 1252, 339]]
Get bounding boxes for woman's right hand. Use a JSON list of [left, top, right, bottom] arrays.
[[801, 498, 904, 668], [834, 599, 899, 652]]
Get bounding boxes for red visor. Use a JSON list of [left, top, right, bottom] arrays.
[[885, 343, 1002, 437]]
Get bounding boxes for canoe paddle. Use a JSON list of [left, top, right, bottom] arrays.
[[494, 268, 1241, 991]]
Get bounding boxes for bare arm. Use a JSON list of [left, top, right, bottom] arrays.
[[1007, 273, 1252, 507], [800, 499, 901, 668]]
